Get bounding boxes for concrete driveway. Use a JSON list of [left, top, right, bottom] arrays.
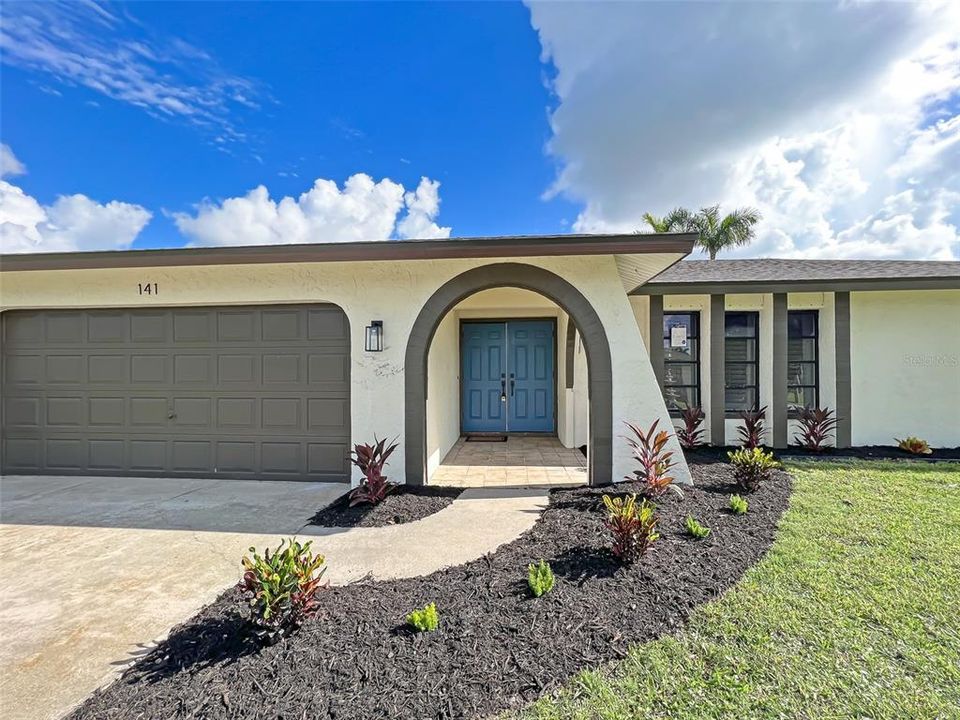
[[0, 474, 344, 720], [0, 474, 548, 720]]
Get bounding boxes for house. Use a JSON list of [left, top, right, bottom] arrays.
[[0, 235, 957, 489], [633, 258, 960, 449]]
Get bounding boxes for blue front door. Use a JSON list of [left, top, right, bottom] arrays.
[[508, 320, 555, 432], [461, 320, 555, 433], [461, 322, 507, 432]]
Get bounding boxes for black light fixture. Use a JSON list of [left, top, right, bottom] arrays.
[[365, 320, 384, 352]]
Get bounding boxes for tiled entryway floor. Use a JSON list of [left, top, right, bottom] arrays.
[[431, 436, 587, 487]]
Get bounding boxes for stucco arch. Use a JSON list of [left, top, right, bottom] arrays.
[[404, 262, 613, 486]]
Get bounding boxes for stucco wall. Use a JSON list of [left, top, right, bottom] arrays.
[[425, 312, 459, 477], [850, 290, 960, 448], [1, 253, 688, 484], [571, 327, 590, 448]]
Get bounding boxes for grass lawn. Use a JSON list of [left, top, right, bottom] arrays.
[[515, 462, 960, 720]]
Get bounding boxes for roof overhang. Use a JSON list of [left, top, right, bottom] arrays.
[[0, 233, 694, 271], [0, 233, 696, 295]]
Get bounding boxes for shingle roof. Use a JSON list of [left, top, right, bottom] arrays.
[[645, 259, 960, 285]]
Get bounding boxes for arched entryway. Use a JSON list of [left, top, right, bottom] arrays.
[[404, 263, 613, 486]]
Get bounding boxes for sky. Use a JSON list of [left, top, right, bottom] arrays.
[[1, 0, 958, 260]]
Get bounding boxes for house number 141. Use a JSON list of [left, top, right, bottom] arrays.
[[138, 282, 158, 296]]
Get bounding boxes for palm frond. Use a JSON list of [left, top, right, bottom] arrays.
[[663, 207, 694, 231], [641, 212, 668, 233], [640, 207, 694, 234]]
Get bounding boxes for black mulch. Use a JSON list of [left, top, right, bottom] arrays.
[[308, 485, 464, 528], [685, 444, 960, 464], [70, 464, 792, 720]]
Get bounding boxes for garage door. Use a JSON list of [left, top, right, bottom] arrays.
[[1, 305, 351, 482]]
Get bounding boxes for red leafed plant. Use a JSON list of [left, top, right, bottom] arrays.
[[737, 406, 767, 449], [793, 407, 838, 452], [674, 407, 706, 449], [348, 437, 399, 506], [624, 419, 679, 497]]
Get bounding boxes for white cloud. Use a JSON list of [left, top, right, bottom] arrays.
[[527, 0, 960, 259], [396, 177, 452, 240], [1, 182, 152, 253], [0, 145, 152, 254], [174, 174, 451, 246], [0, 144, 26, 177], [0, 1, 265, 143]]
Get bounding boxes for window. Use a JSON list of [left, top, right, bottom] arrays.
[[662, 312, 700, 415], [725, 312, 759, 414], [787, 310, 819, 414]]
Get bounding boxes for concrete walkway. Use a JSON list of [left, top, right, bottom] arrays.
[[0, 475, 548, 720]]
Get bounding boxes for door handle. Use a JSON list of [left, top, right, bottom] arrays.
[[500, 374, 507, 402], [510, 373, 515, 396]]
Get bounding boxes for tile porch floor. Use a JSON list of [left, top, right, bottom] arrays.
[[430, 436, 587, 487]]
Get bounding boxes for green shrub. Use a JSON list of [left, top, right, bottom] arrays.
[[896, 436, 932, 455], [602, 493, 660, 563], [685, 515, 711, 539], [527, 559, 555, 597], [240, 538, 327, 642], [729, 494, 749, 515], [407, 602, 439, 632], [727, 447, 781, 493]]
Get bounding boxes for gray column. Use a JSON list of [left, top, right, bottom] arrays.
[[710, 294, 726, 446], [649, 295, 664, 388], [772, 293, 788, 449], [835, 291, 852, 448]]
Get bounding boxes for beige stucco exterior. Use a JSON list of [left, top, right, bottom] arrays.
[[0, 252, 691, 484], [850, 290, 960, 447], [634, 287, 958, 449]]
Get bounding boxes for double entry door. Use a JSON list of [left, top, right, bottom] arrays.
[[461, 320, 555, 433]]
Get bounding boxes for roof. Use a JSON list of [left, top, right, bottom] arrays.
[[0, 233, 694, 272], [636, 258, 960, 294]]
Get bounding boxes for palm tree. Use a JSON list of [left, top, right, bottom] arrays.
[[640, 205, 761, 260], [641, 207, 693, 233], [689, 205, 761, 260]]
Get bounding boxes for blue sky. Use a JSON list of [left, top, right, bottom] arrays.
[[2, 1, 578, 249], [2, 1, 958, 259]]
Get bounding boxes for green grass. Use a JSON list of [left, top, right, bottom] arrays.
[[515, 462, 960, 720]]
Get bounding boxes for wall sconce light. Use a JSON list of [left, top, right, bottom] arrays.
[[365, 320, 384, 352]]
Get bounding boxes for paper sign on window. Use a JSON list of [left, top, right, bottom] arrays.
[[670, 325, 688, 349]]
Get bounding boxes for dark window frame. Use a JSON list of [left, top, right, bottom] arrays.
[[724, 311, 760, 416], [662, 311, 700, 417], [787, 309, 819, 416]]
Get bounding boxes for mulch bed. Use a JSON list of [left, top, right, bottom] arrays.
[[70, 463, 792, 720], [308, 485, 464, 528], [685, 445, 960, 464]]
